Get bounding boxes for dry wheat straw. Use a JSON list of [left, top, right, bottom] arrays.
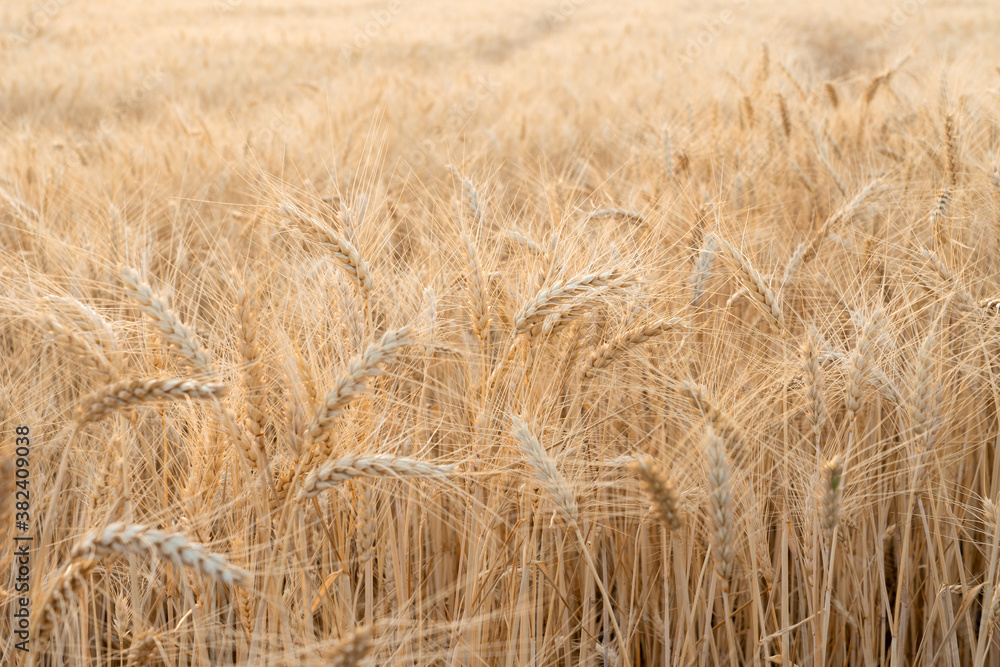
[[72, 522, 250, 587]]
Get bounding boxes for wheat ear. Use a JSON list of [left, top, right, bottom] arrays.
[[783, 177, 884, 287], [513, 268, 635, 336], [711, 234, 785, 335], [324, 626, 374, 667], [634, 457, 683, 532], [279, 202, 373, 300], [583, 317, 684, 378], [462, 234, 491, 342], [298, 455, 456, 500], [845, 311, 883, 425], [819, 457, 843, 544], [919, 247, 975, 311], [705, 427, 736, 592], [41, 294, 122, 378], [75, 377, 226, 426], [71, 522, 250, 587], [34, 560, 97, 648], [511, 417, 631, 664], [690, 235, 718, 307], [802, 330, 826, 451], [272, 327, 413, 503], [235, 284, 267, 458], [511, 417, 578, 525], [680, 381, 745, 461], [122, 267, 214, 374], [585, 208, 646, 225]]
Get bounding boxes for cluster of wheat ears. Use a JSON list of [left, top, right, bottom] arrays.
[[3, 20, 1000, 665]]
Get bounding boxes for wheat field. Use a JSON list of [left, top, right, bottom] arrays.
[[2, 0, 1000, 664]]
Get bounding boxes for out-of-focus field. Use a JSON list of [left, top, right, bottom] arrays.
[[3, 0, 1000, 665]]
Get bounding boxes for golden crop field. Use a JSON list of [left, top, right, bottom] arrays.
[[2, 0, 1000, 664]]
